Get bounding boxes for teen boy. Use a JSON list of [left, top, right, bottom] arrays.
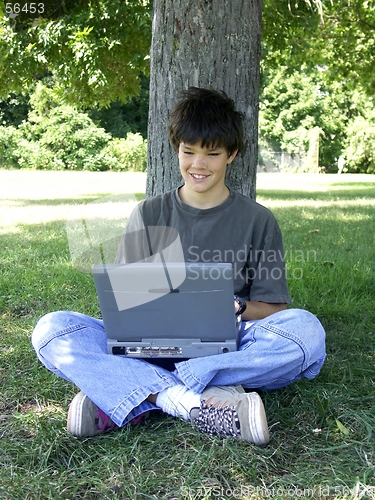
[[32, 88, 326, 445]]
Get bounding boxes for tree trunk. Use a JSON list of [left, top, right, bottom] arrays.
[[146, 0, 262, 199]]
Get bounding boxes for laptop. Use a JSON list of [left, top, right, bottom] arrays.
[[92, 262, 240, 359]]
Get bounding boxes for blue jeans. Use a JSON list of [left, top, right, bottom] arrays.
[[31, 308, 326, 427]]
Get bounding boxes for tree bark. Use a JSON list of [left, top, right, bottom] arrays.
[[146, 0, 262, 199]]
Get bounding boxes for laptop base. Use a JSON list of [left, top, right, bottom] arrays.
[[107, 338, 237, 358]]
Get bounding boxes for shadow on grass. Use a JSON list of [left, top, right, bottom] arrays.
[[1, 192, 146, 207], [257, 185, 375, 202], [0, 219, 99, 320]]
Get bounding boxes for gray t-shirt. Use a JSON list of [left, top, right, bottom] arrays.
[[116, 188, 291, 304]]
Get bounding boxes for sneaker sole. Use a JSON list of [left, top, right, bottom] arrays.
[[67, 392, 97, 437], [66, 392, 99, 437], [244, 392, 270, 445]]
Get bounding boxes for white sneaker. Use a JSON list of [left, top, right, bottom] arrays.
[[190, 386, 269, 445]]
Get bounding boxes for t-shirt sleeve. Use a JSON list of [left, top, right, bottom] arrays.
[[246, 220, 291, 304], [115, 197, 183, 264], [115, 203, 148, 263]]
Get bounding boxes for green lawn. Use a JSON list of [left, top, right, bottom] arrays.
[[1, 170, 374, 500]]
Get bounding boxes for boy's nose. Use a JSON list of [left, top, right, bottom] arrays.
[[192, 155, 205, 168]]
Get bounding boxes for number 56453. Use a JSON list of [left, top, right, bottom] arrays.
[[6, 3, 45, 15]]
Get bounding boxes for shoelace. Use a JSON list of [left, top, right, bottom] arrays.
[[193, 400, 241, 438]]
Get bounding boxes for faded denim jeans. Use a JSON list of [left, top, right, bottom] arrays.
[[31, 308, 326, 426]]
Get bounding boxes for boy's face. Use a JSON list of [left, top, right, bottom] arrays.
[[178, 142, 237, 200]]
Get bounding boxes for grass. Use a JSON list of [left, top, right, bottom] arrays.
[[1, 170, 375, 500]]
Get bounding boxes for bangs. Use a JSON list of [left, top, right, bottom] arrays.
[[176, 121, 230, 152]]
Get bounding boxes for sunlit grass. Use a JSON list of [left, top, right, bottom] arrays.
[[0, 170, 146, 233]]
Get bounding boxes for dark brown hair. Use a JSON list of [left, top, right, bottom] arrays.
[[168, 87, 245, 157]]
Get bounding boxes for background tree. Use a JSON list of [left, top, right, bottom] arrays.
[[0, 0, 152, 107], [259, 65, 375, 173], [146, 0, 261, 198], [259, 67, 349, 171], [310, 0, 375, 93], [0, 82, 148, 172], [262, 0, 375, 94]]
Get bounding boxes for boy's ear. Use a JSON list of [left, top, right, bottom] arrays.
[[227, 150, 238, 164]]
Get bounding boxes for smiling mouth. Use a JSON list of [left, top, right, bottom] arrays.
[[190, 173, 209, 179]]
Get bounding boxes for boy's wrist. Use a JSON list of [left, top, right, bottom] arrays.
[[234, 295, 247, 316]]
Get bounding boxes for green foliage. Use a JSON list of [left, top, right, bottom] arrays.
[[259, 68, 349, 171], [105, 133, 147, 172], [262, 0, 375, 95], [18, 89, 115, 170], [259, 67, 375, 173], [89, 75, 150, 139], [0, 0, 152, 107], [0, 125, 21, 167], [0, 74, 150, 138], [0, 82, 147, 171], [0, 92, 29, 126], [14, 137, 57, 170], [344, 115, 375, 174], [318, 0, 375, 94], [262, 0, 322, 74]]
